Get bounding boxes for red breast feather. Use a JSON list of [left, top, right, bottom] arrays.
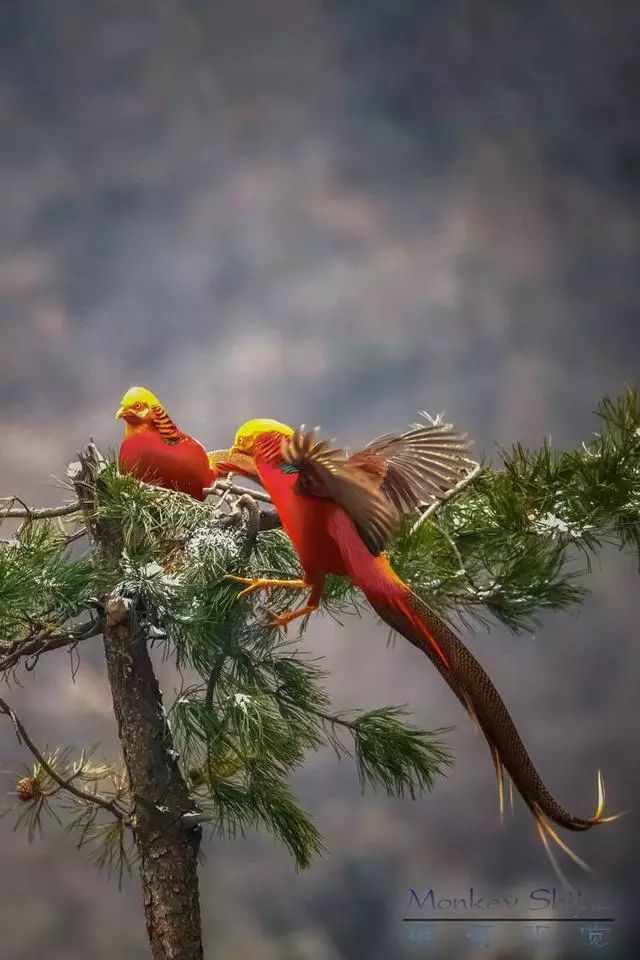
[[119, 432, 213, 500]]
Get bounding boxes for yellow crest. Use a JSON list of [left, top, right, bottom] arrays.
[[233, 418, 294, 453], [118, 386, 162, 410]]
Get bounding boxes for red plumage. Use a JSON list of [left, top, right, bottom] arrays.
[[119, 430, 214, 501], [226, 420, 616, 874], [116, 386, 215, 500]]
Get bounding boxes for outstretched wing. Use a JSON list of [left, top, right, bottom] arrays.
[[348, 419, 470, 514], [282, 428, 397, 555]]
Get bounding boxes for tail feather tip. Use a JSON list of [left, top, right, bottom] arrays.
[[592, 770, 624, 825]]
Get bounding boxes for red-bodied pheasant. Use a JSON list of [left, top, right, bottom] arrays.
[[223, 416, 618, 876], [116, 386, 221, 500]]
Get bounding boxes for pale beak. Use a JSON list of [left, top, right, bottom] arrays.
[[115, 406, 126, 421]]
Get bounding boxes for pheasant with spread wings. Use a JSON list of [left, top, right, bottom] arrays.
[[224, 415, 617, 873]]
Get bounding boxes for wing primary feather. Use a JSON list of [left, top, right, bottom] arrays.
[[352, 418, 472, 514], [283, 426, 399, 555], [280, 418, 472, 555]]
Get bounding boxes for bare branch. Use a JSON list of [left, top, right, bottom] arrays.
[[0, 694, 127, 820], [310, 707, 359, 732], [0, 621, 102, 674], [234, 494, 261, 542], [273, 686, 357, 732], [409, 460, 482, 534], [214, 484, 281, 532], [64, 526, 88, 544], [204, 479, 273, 505], [257, 510, 283, 531], [0, 497, 81, 520]]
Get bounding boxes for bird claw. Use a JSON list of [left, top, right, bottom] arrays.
[[268, 605, 318, 633], [225, 575, 270, 598], [269, 612, 291, 633], [226, 575, 309, 599]]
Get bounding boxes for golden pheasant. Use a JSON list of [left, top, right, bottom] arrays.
[[224, 416, 617, 875], [116, 386, 219, 500]]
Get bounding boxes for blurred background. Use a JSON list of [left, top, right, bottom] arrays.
[[1, 1, 638, 957]]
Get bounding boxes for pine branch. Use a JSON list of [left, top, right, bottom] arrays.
[[0, 497, 81, 520], [410, 460, 482, 532], [273, 693, 453, 797], [0, 519, 97, 646], [2, 390, 639, 920], [350, 708, 453, 798], [392, 390, 640, 631], [0, 695, 127, 819], [0, 619, 102, 674], [71, 813, 134, 889]]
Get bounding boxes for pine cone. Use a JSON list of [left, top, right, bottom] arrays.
[[16, 776, 40, 801]]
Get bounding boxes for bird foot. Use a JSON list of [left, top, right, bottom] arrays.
[[269, 605, 318, 633], [226, 575, 307, 598]]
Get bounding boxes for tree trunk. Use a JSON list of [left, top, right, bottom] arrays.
[[70, 447, 204, 960], [103, 605, 203, 960]]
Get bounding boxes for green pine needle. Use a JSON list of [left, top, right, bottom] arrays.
[[2, 391, 640, 873]]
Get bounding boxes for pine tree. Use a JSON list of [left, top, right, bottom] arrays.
[[1, 392, 638, 959]]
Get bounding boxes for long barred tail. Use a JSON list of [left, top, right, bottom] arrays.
[[363, 570, 619, 876]]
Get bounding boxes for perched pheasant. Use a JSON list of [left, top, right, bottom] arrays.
[[224, 416, 617, 876], [116, 386, 217, 500]]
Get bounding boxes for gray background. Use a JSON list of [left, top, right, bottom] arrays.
[[0, 1, 638, 957]]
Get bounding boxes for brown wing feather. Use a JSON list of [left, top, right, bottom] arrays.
[[349, 420, 471, 514], [282, 428, 397, 555]]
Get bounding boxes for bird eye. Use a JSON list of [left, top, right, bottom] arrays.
[[134, 402, 142, 409]]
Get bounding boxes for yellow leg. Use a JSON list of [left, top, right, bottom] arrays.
[[228, 577, 324, 632], [226, 575, 308, 598], [270, 603, 319, 633]]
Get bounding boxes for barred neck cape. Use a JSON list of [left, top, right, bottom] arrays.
[[254, 431, 289, 466], [149, 404, 184, 445], [118, 401, 214, 501], [240, 418, 618, 882]]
